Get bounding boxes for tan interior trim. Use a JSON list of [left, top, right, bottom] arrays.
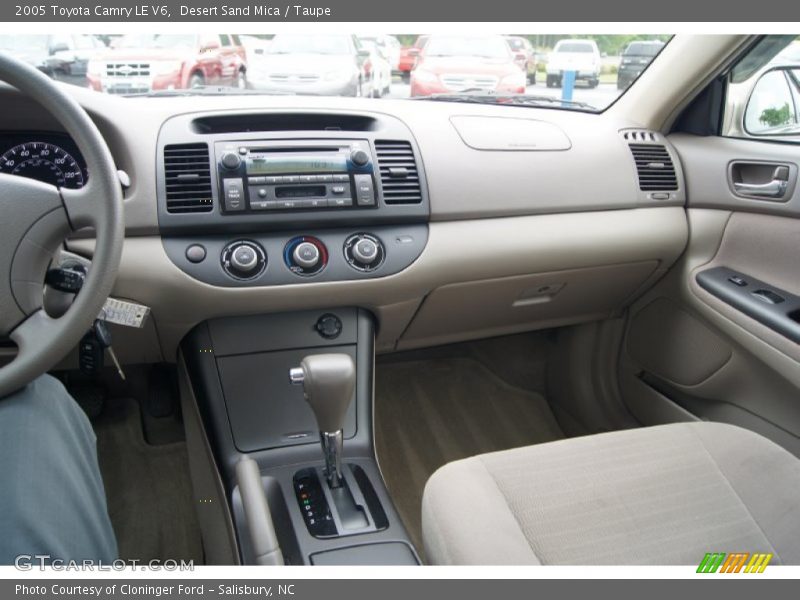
[[177, 351, 240, 565]]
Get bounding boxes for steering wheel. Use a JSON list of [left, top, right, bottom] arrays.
[[0, 52, 123, 398]]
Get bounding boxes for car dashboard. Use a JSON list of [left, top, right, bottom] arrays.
[[0, 83, 689, 363]]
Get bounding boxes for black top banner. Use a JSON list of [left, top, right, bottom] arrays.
[[1, 0, 798, 22]]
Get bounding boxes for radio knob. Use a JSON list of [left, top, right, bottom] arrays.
[[353, 238, 379, 264], [350, 149, 370, 167], [292, 242, 320, 268], [221, 152, 241, 170]]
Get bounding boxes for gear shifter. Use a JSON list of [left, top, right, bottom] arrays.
[[289, 353, 355, 488]]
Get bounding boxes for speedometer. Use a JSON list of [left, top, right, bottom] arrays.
[[0, 141, 85, 189]]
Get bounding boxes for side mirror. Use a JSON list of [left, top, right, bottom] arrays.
[[744, 66, 800, 136], [358, 49, 371, 59], [50, 43, 69, 54]]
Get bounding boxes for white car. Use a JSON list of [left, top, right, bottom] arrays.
[[359, 37, 392, 97], [546, 38, 601, 88]]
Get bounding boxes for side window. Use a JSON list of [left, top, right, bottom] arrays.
[[745, 69, 799, 135], [231, 35, 241, 46], [220, 34, 231, 47]]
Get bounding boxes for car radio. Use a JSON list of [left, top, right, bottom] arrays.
[[215, 140, 377, 214]]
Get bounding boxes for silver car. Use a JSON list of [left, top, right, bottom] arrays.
[[247, 34, 371, 96]]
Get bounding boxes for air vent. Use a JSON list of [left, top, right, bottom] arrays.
[[374, 140, 422, 205], [622, 130, 657, 142], [163, 143, 213, 213], [628, 143, 678, 191]]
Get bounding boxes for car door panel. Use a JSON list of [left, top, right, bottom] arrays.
[[670, 134, 800, 215], [620, 133, 800, 457]]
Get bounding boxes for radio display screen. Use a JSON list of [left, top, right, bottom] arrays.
[[246, 154, 349, 174]]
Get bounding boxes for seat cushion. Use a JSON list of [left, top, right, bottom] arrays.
[[422, 422, 800, 565]]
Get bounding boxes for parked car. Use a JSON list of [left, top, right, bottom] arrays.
[[358, 37, 393, 97], [87, 34, 247, 95], [617, 40, 665, 89], [410, 34, 526, 97], [398, 35, 429, 82], [505, 35, 538, 84], [238, 35, 271, 63], [247, 34, 372, 97], [546, 38, 601, 88], [0, 34, 106, 86], [360, 34, 401, 74]]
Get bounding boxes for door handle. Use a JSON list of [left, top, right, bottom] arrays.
[[732, 178, 788, 198], [731, 164, 791, 200]]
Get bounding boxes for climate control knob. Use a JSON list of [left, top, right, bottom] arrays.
[[344, 233, 385, 272], [221, 240, 266, 280], [231, 245, 258, 271], [293, 242, 320, 268], [220, 152, 241, 170], [352, 238, 379, 264], [285, 236, 328, 277]]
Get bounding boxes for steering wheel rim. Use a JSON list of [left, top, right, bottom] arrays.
[[0, 52, 124, 398]]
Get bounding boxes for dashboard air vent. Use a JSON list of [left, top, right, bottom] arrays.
[[628, 143, 678, 191], [374, 140, 422, 205], [163, 143, 213, 213], [622, 130, 657, 142]]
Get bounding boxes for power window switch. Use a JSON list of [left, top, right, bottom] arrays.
[[728, 275, 747, 287]]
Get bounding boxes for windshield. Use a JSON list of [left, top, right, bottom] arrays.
[[424, 36, 511, 59], [7, 33, 670, 111], [268, 35, 351, 55], [0, 35, 49, 52], [116, 34, 197, 49]]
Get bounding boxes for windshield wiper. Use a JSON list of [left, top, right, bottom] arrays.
[[411, 91, 596, 110], [122, 86, 307, 98]]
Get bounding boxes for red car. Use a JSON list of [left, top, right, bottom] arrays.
[[397, 35, 428, 82], [87, 33, 246, 94], [410, 35, 526, 97]]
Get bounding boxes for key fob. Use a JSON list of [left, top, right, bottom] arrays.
[[79, 331, 104, 375]]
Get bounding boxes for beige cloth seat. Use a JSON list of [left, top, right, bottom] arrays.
[[422, 422, 800, 565]]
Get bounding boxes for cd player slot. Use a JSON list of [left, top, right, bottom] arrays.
[[248, 146, 340, 154], [275, 185, 327, 199]]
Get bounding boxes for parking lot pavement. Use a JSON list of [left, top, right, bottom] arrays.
[[385, 80, 622, 110]]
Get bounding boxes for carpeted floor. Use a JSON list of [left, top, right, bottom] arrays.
[[375, 334, 564, 560], [94, 397, 204, 564]]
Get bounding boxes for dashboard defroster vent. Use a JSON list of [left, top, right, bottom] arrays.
[[628, 143, 678, 192], [164, 143, 213, 213], [374, 140, 422, 205]]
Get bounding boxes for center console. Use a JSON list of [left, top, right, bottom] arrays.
[[165, 110, 428, 565], [182, 308, 419, 565], [156, 110, 429, 288]]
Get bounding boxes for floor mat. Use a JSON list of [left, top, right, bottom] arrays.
[[94, 397, 204, 564], [374, 354, 564, 559]]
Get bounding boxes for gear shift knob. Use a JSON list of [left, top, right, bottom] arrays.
[[289, 353, 356, 488]]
